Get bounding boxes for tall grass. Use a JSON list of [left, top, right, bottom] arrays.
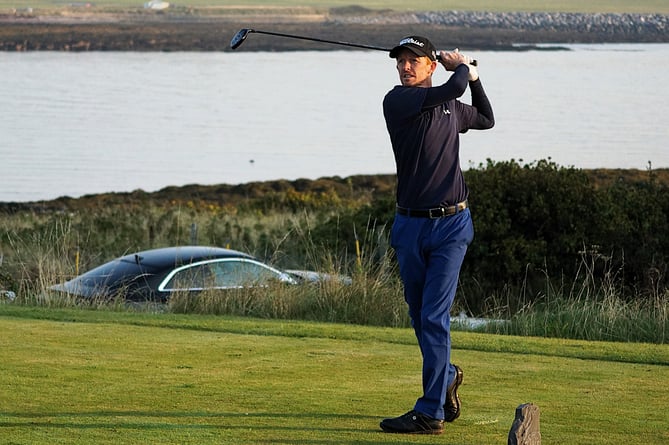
[[168, 214, 409, 327], [167, 274, 408, 328], [1, 205, 667, 343], [481, 250, 669, 343]]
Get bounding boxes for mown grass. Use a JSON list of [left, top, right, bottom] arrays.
[[1, 306, 667, 444], [2, 0, 668, 14]]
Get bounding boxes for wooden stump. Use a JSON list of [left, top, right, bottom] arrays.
[[508, 403, 541, 445]]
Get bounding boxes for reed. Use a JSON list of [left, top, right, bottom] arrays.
[[168, 217, 408, 327], [1, 201, 667, 343], [480, 251, 669, 343]]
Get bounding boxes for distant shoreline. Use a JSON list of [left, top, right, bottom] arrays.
[[1, 9, 667, 51], [2, 169, 668, 210]]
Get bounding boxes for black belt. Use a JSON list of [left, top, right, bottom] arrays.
[[396, 201, 468, 218]]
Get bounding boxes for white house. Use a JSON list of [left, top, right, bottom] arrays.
[[144, 1, 169, 10]]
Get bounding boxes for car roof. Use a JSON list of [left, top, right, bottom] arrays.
[[117, 246, 255, 269]]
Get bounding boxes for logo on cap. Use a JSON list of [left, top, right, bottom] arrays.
[[398, 37, 425, 48], [389, 35, 437, 61]]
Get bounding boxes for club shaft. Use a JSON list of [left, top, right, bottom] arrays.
[[244, 29, 477, 65], [251, 29, 391, 52]]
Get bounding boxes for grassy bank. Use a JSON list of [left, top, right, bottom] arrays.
[[2, 164, 668, 344], [1, 307, 668, 444], [2, 205, 667, 344]]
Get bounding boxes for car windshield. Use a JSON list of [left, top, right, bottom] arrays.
[[160, 258, 291, 291]]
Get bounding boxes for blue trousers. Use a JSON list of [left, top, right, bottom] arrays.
[[390, 208, 474, 420]]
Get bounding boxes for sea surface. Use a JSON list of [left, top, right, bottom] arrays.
[[1, 43, 667, 202]]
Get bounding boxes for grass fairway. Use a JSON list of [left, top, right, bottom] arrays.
[[1, 307, 668, 444]]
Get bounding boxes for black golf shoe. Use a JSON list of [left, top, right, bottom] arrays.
[[444, 364, 463, 422], [380, 410, 444, 434]]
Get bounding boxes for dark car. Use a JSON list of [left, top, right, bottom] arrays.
[[50, 246, 301, 303]]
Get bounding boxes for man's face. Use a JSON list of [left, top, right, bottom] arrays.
[[395, 48, 436, 88]]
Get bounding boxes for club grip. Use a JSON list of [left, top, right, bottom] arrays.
[[436, 54, 478, 66]]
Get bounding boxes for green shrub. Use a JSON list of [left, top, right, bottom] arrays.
[[460, 160, 668, 314]]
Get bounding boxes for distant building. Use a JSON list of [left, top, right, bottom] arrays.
[[14, 7, 34, 15], [144, 1, 169, 10]]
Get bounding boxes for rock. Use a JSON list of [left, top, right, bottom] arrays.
[[508, 403, 541, 445]]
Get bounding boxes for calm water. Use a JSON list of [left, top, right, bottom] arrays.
[[1, 44, 667, 202]]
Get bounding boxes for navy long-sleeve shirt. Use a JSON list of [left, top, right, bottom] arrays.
[[383, 65, 494, 208]]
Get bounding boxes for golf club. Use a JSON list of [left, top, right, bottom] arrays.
[[230, 28, 477, 65]]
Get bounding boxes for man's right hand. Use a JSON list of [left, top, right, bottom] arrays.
[[439, 49, 474, 71]]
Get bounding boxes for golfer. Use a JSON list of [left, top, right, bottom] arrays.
[[380, 36, 494, 434]]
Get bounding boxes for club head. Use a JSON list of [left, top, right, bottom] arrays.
[[230, 28, 253, 50]]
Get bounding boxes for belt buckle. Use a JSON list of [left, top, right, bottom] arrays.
[[428, 207, 445, 219]]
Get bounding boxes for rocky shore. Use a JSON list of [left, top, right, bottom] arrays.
[[337, 10, 668, 39], [0, 8, 667, 52]]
